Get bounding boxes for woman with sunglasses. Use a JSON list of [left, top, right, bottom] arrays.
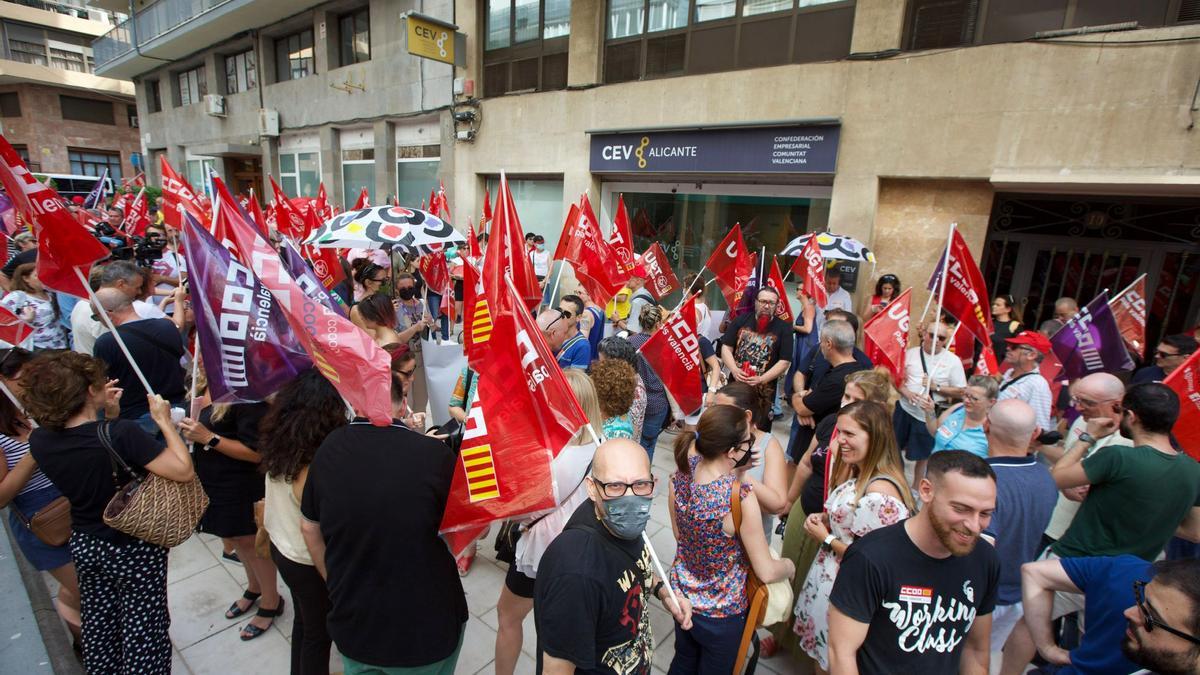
[[667, 404, 795, 673], [349, 259, 389, 305]]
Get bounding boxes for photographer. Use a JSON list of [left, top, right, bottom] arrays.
[[141, 224, 185, 311]]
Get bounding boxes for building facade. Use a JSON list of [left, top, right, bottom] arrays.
[[451, 0, 1200, 344], [0, 0, 139, 182], [91, 0, 454, 207]]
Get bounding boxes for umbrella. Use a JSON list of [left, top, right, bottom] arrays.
[[780, 232, 876, 264], [303, 206, 464, 253]]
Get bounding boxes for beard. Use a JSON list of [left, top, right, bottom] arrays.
[[1121, 623, 1199, 675], [928, 504, 979, 556]]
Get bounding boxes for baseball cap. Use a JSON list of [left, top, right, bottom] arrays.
[[1006, 330, 1053, 355], [630, 263, 647, 278], [71, 196, 85, 205]]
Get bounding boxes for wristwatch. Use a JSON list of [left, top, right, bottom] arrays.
[[1078, 432, 1096, 446], [821, 534, 836, 551], [203, 436, 221, 452], [652, 580, 666, 600]]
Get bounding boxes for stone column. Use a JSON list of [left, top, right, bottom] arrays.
[[319, 125, 341, 203], [567, 0, 603, 87], [374, 119, 396, 203]]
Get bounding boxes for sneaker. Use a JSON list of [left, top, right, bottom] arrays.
[[222, 551, 242, 564]]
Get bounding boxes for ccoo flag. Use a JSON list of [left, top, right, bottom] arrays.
[[160, 157, 208, 230], [1049, 291, 1136, 380], [485, 173, 542, 313], [182, 215, 312, 403], [638, 295, 704, 414], [764, 256, 793, 322], [862, 288, 912, 387], [278, 239, 348, 317], [1109, 273, 1147, 359], [82, 168, 108, 210]]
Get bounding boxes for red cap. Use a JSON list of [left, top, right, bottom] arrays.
[[71, 196, 85, 205], [1006, 330, 1053, 355], [630, 263, 647, 278]]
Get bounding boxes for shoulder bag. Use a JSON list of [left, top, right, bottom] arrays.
[[99, 420, 209, 548], [731, 483, 794, 674], [11, 496, 72, 547]]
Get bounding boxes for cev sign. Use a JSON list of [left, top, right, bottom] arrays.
[[403, 12, 461, 67]]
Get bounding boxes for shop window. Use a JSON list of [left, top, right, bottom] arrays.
[[60, 96, 115, 124], [177, 65, 207, 106], [69, 149, 122, 178], [338, 8, 371, 67], [485, 177, 564, 251], [396, 145, 441, 207], [483, 0, 570, 95], [0, 92, 21, 118], [605, 0, 853, 82], [146, 79, 162, 113], [276, 29, 315, 82], [224, 49, 257, 94], [342, 148, 375, 207], [279, 151, 320, 197]]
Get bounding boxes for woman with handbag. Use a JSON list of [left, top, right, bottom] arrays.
[[0, 348, 81, 644], [180, 370, 281, 641], [24, 351, 195, 675], [667, 404, 795, 674], [493, 369, 604, 675], [259, 370, 348, 675], [792, 400, 914, 673]]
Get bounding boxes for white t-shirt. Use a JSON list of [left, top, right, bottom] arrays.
[[825, 286, 854, 313], [1043, 416, 1131, 540], [530, 249, 550, 277], [627, 289, 655, 334], [71, 298, 167, 356], [151, 250, 186, 306], [998, 368, 1055, 432], [898, 346, 967, 421]]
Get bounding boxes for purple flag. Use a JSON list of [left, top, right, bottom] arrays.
[[279, 239, 348, 318], [83, 168, 108, 210], [1049, 291, 1136, 380], [182, 215, 312, 403]]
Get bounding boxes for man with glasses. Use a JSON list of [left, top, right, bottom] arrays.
[[720, 286, 794, 431], [1132, 335, 1198, 385], [999, 331, 1056, 434], [1124, 561, 1200, 675], [896, 320, 967, 490], [535, 439, 692, 675], [554, 294, 592, 370]]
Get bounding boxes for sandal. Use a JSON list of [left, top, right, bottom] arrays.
[[225, 590, 261, 619], [240, 598, 285, 641]]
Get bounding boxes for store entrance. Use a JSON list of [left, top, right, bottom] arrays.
[[600, 183, 832, 310]]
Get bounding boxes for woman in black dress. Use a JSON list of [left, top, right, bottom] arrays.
[[180, 369, 282, 641]]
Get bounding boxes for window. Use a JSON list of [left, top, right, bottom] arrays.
[[185, 158, 217, 196], [396, 145, 441, 207], [604, 0, 853, 82], [485, 177, 564, 252], [275, 29, 314, 82], [278, 151, 320, 197], [147, 79, 162, 113], [69, 149, 122, 179], [0, 92, 20, 118], [341, 148, 375, 207], [49, 47, 86, 72], [338, 8, 370, 66], [8, 39, 47, 65], [484, 0, 571, 95], [127, 105, 138, 128], [224, 49, 257, 94], [60, 96, 114, 124], [177, 65, 206, 106], [13, 145, 39, 172]]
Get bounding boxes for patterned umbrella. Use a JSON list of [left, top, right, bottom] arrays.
[[302, 205, 464, 253], [780, 232, 876, 264]]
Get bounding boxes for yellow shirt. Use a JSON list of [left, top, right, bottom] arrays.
[[605, 288, 632, 322]]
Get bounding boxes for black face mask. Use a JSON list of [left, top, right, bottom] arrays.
[[397, 287, 416, 300], [732, 445, 753, 469]]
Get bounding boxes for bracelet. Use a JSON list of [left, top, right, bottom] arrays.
[[652, 580, 665, 600]]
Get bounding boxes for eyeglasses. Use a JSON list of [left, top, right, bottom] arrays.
[[756, 299, 778, 306], [394, 368, 415, 379], [1155, 350, 1183, 359], [370, 276, 388, 284], [926, 333, 949, 342], [1070, 395, 1116, 408], [592, 476, 657, 498], [558, 309, 575, 319], [1133, 580, 1200, 645], [964, 393, 990, 403]]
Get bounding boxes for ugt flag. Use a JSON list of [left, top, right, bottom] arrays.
[[791, 233, 828, 309], [705, 224, 754, 310], [553, 202, 626, 305], [926, 228, 995, 346], [764, 256, 793, 322], [638, 295, 704, 414], [640, 241, 679, 301], [1110, 273, 1147, 359], [485, 172, 542, 313], [607, 194, 636, 275], [863, 288, 912, 387], [1164, 350, 1200, 460], [1049, 291, 1135, 380], [0, 304, 33, 346], [182, 216, 311, 403]]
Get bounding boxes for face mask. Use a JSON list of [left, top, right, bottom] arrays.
[[397, 287, 416, 300], [598, 494, 653, 540], [732, 446, 753, 469], [536, 244, 545, 252]]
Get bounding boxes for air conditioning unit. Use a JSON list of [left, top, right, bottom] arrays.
[[204, 94, 226, 117], [258, 109, 280, 137]]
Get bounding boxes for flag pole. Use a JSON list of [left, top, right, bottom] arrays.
[[72, 267, 156, 396], [546, 260, 565, 312], [925, 223, 956, 395], [671, 276, 716, 314], [0, 381, 35, 428], [581, 422, 682, 615]]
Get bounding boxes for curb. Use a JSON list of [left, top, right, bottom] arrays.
[[2, 515, 84, 675]]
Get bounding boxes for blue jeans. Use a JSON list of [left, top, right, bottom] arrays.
[[639, 406, 669, 461], [668, 612, 750, 675]]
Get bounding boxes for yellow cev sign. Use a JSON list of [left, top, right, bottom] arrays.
[[405, 14, 456, 66]]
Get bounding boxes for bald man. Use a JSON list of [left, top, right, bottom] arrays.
[[534, 439, 691, 674], [984, 400, 1059, 648], [1053, 297, 1079, 324]]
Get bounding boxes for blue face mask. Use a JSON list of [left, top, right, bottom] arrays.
[[598, 494, 653, 540]]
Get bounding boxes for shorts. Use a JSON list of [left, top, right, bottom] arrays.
[[504, 564, 535, 599], [197, 501, 258, 539], [893, 407, 935, 461], [991, 603, 1024, 649]]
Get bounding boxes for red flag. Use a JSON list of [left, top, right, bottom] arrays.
[[111, 190, 129, 216], [352, 187, 370, 211], [0, 304, 34, 346], [0, 134, 109, 297], [638, 295, 704, 413], [462, 254, 492, 372], [486, 173, 542, 313], [427, 188, 438, 216], [926, 229, 995, 347], [639, 241, 680, 301], [481, 189, 493, 233], [308, 247, 346, 290], [419, 250, 451, 297], [315, 183, 330, 220], [436, 181, 452, 224], [608, 194, 636, 275], [553, 202, 626, 305], [160, 157, 207, 230], [1164, 350, 1200, 459], [125, 188, 150, 236], [862, 288, 912, 387], [270, 176, 306, 239], [949, 324, 975, 373], [794, 233, 828, 309], [976, 343, 1001, 377], [466, 218, 482, 260], [247, 190, 270, 237], [442, 277, 588, 552], [705, 224, 755, 309], [1110, 274, 1147, 359], [764, 256, 793, 322]]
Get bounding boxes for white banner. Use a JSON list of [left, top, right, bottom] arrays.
[[421, 337, 467, 427]]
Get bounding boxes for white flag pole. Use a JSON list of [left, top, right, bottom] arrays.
[[925, 223, 956, 395], [73, 266, 156, 396]]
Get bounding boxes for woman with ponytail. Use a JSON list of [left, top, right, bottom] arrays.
[[666, 404, 795, 673], [712, 381, 789, 540]]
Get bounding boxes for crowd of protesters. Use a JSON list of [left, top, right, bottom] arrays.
[[0, 193, 1197, 675]]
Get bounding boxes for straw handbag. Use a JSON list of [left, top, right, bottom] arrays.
[[99, 420, 208, 548], [730, 486, 794, 674]]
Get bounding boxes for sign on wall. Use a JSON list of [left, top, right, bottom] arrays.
[[403, 12, 464, 67], [589, 124, 840, 174]]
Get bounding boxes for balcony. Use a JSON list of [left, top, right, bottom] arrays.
[[91, 0, 324, 79]]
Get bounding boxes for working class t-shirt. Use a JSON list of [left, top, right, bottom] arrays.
[[829, 519, 1000, 675]]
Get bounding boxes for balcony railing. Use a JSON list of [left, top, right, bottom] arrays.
[[93, 0, 233, 69]]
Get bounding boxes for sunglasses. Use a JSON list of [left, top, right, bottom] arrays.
[[1155, 350, 1182, 359], [1133, 580, 1200, 645], [592, 476, 657, 498], [926, 333, 949, 342], [394, 368, 415, 378]]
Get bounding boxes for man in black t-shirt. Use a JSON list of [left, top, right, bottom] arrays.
[[789, 319, 866, 457], [535, 439, 692, 674], [828, 450, 1001, 675], [720, 286, 793, 431]]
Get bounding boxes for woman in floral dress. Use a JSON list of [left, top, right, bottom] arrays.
[[793, 400, 914, 672], [1, 263, 67, 351]]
